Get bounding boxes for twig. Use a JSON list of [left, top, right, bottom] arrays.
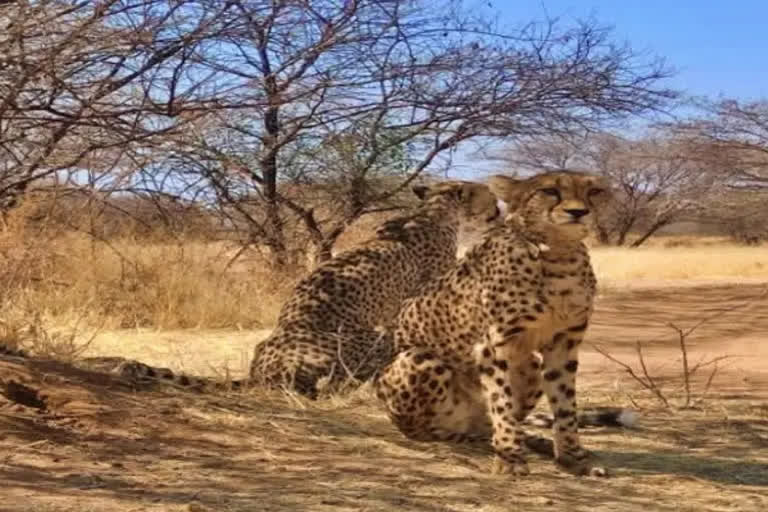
[[688, 354, 733, 377], [666, 324, 692, 408], [695, 360, 722, 406], [590, 343, 670, 407], [634, 340, 670, 406], [623, 389, 641, 409], [591, 286, 766, 409]]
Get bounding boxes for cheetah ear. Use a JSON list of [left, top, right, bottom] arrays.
[[412, 185, 429, 201], [487, 175, 527, 207], [454, 183, 476, 202]]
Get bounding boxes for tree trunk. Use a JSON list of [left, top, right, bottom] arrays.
[[259, 57, 288, 266], [314, 239, 335, 265], [630, 219, 671, 247], [616, 226, 629, 246], [614, 214, 638, 246], [310, 222, 347, 266]]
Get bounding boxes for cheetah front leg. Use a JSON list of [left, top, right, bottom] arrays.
[[474, 326, 540, 476], [540, 327, 606, 476]]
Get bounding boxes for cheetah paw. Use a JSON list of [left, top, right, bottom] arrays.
[[491, 455, 530, 476], [555, 454, 608, 477]]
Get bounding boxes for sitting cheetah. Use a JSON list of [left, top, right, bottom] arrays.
[[249, 180, 502, 397], [14, 181, 501, 396], [375, 170, 624, 477]]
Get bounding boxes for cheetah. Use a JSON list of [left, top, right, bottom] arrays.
[[248, 180, 502, 397], [375, 170, 630, 477], [12, 181, 502, 396]]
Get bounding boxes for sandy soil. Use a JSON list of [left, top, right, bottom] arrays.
[[1, 281, 767, 511]]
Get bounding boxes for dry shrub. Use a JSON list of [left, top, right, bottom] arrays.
[[0, 303, 100, 361], [0, 201, 300, 333], [650, 235, 736, 248]]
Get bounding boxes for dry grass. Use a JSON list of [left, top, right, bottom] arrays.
[[0, 225, 298, 340], [592, 242, 768, 283], [1, 353, 766, 512], [11, 235, 296, 330], [0, 197, 386, 337], [2, 197, 767, 347]]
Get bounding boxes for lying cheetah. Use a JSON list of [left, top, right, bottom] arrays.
[[7, 181, 501, 396], [375, 170, 623, 477]]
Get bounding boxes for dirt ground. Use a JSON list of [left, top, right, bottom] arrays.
[[2, 281, 767, 512]]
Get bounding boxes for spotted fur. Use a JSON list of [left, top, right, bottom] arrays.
[[375, 170, 631, 477], [249, 181, 502, 397]]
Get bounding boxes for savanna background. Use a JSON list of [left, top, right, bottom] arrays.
[[1, 1, 767, 511]]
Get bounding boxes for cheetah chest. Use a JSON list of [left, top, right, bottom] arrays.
[[540, 263, 595, 328]]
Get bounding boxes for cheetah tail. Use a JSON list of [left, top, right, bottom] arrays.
[[526, 407, 638, 429]]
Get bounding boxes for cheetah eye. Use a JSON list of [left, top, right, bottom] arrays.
[[539, 188, 560, 197]]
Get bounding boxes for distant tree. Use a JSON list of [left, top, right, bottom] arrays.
[[498, 131, 719, 246], [130, 1, 674, 265], [676, 99, 768, 189], [672, 99, 768, 243]]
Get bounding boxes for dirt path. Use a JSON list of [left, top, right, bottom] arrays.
[[585, 282, 768, 398], [2, 282, 767, 512]]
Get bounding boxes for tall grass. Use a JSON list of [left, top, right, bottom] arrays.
[[0, 219, 298, 334], [2, 193, 767, 347]]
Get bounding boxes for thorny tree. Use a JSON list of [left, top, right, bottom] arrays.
[[1, 0, 675, 265], [131, 0, 675, 265], [0, 0, 235, 217], [678, 99, 768, 189], [674, 100, 768, 243]]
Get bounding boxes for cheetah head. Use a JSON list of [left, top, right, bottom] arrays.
[[412, 181, 502, 225], [486, 171, 611, 240], [412, 181, 503, 253]]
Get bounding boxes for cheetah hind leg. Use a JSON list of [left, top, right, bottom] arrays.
[[376, 348, 558, 459], [375, 347, 490, 444]]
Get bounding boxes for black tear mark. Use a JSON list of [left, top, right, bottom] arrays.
[[567, 322, 588, 332]]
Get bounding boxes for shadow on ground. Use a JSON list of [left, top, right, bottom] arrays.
[[2, 284, 768, 511]]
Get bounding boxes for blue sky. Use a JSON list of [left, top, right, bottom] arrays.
[[448, 0, 768, 177], [495, 0, 768, 100]]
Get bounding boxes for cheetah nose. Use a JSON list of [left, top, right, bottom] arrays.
[[564, 208, 589, 219]]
